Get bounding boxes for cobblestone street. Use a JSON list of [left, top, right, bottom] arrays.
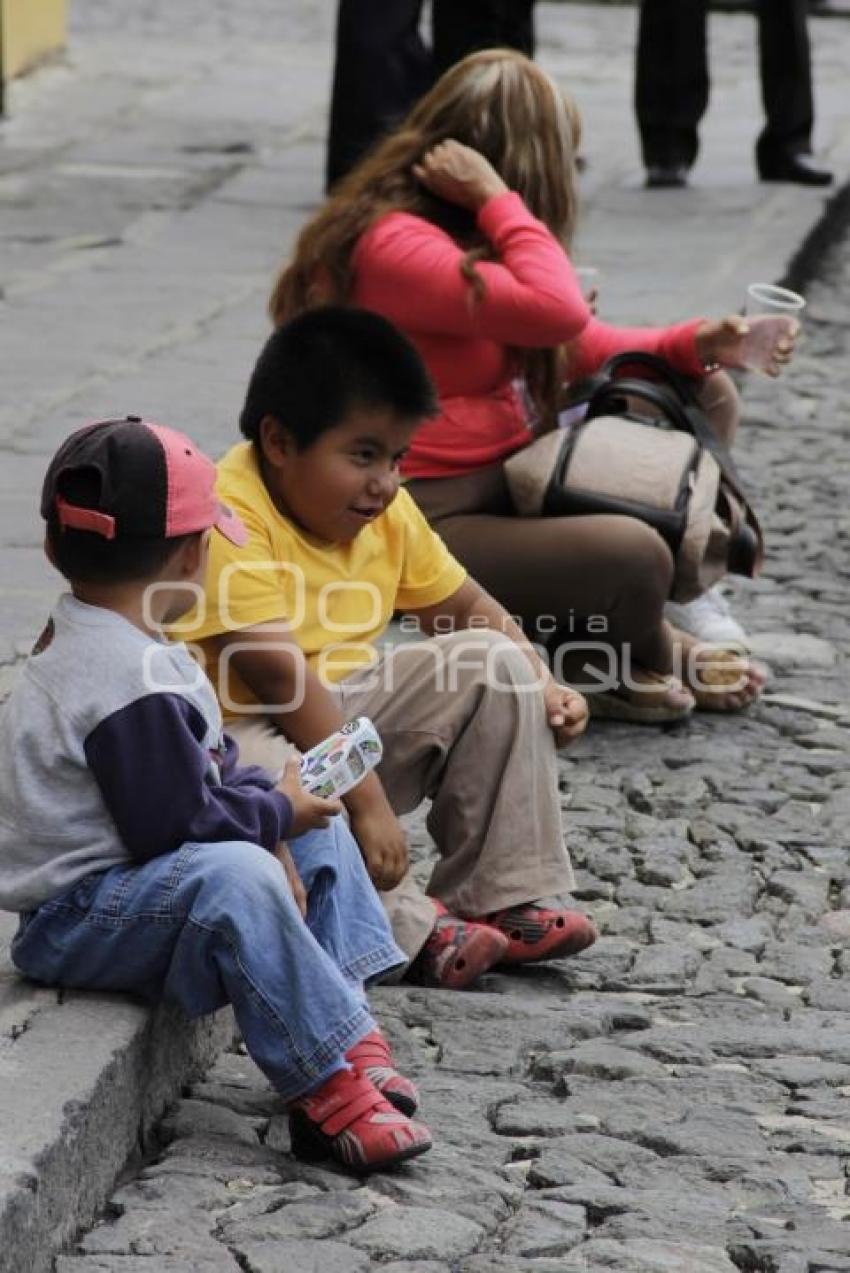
[[2, 3, 850, 1271]]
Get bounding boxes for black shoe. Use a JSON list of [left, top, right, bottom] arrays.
[[645, 164, 689, 189], [758, 152, 833, 186]]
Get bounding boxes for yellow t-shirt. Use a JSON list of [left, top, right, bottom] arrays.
[[186, 442, 467, 715]]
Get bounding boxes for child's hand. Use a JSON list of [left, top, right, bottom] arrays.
[[543, 679, 588, 749], [272, 841, 307, 918], [278, 758, 343, 837], [348, 798, 409, 892]]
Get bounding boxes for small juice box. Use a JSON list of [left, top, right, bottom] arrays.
[[299, 717, 383, 799]]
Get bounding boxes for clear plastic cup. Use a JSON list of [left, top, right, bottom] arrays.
[[741, 284, 805, 374]]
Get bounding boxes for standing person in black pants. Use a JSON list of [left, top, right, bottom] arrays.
[[635, 0, 833, 188], [326, 1, 536, 191]]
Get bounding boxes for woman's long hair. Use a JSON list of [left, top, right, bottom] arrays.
[[270, 49, 582, 429]]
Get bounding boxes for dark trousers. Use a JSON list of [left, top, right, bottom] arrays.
[[635, 0, 814, 170], [326, 0, 536, 190]]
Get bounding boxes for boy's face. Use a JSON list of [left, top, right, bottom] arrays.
[[260, 408, 419, 544]]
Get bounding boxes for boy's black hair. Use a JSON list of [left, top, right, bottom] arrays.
[[239, 306, 438, 447], [45, 468, 197, 585]]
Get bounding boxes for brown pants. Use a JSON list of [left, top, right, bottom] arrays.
[[228, 630, 574, 963], [408, 373, 740, 680]]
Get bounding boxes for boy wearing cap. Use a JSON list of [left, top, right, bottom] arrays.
[[0, 417, 432, 1174], [189, 307, 597, 990]]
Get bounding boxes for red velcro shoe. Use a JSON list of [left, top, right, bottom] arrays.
[[345, 1028, 419, 1117], [407, 901, 510, 989], [289, 1068, 432, 1173], [486, 903, 597, 964]]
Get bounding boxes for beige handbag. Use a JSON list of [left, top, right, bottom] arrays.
[[504, 353, 763, 603]]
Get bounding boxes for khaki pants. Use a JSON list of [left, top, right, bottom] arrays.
[[227, 630, 574, 964]]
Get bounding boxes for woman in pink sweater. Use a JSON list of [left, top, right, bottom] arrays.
[[271, 50, 790, 719]]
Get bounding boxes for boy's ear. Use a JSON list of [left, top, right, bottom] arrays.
[[258, 415, 295, 467], [174, 530, 210, 579], [44, 532, 58, 569]]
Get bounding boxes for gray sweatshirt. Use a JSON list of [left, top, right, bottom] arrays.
[[0, 594, 292, 912]]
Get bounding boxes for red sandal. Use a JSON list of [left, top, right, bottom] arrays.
[[485, 902, 597, 964], [345, 1028, 419, 1117], [406, 901, 509, 989], [289, 1067, 432, 1173]]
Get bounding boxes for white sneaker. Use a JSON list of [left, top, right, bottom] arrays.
[[665, 586, 749, 647]]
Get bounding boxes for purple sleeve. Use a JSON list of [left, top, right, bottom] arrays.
[[218, 733, 280, 791], [84, 694, 293, 862]]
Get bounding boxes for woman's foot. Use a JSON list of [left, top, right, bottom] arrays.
[[406, 901, 509, 989], [345, 1028, 419, 1116], [585, 667, 695, 725], [289, 1067, 432, 1173], [483, 901, 597, 964], [674, 629, 767, 712]]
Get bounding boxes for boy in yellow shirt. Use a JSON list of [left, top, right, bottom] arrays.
[[189, 307, 595, 987]]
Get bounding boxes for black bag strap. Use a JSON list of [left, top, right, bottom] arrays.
[[582, 351, 748, 497]]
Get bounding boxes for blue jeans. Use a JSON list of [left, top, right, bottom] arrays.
[[11, 820, 404, 1100]]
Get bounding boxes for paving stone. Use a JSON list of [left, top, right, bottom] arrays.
[[460, 1258, 572, 1273], [211, 1182, 322, 1226], [56, 1259, 241, 1272], [543, 1041, 668, 1084], [748, 633, 838, 670], [660, 873, 760, 924], [234, 1239, 371, 1273], [602, 1107, 768, 1160], [819, 909, 850, 941], [527, 1149, 613, 1191], [161, 1098, 262, 1146], [219, 1191, 376, 1244], [147, 1136, 284, 1183], [528, 1133, 660, 1177], [559, 1237, 739, 1271], [109, 1173, 276, 1216], [767, 868, 831, 917], [502, 1199, 586, 1256], [492, 1098, 593, 1138], [706, 946, 758, 977], [757, 941, 835, 985], [618, 944, 702, 992], [188, 1080, 282, 1120], [380, 1264, 450, 1273], [805, 980, 850, 1012], [750, 1056, 850, 1088], [79, 1209, 222, 1258], [741, 977, 803, 1009], [346, 1205, 484, 1262]]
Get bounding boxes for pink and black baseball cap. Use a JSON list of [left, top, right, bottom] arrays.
[[41, 417, 247, 546]]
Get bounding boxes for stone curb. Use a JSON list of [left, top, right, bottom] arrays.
[[0, 916, 235, 1273], [784, 178, 850, 292]]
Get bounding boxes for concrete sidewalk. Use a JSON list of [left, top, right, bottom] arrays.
[[1, 2, 849, 1268]]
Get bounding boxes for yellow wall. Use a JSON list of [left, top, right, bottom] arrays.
[[0, 0, 67, 82]]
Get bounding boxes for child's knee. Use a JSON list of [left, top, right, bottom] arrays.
[[440, 627, 543, 692], [192, 840, 293, 914]]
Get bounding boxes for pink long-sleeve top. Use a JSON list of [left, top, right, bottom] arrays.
[[352, 190, 706, 479]]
